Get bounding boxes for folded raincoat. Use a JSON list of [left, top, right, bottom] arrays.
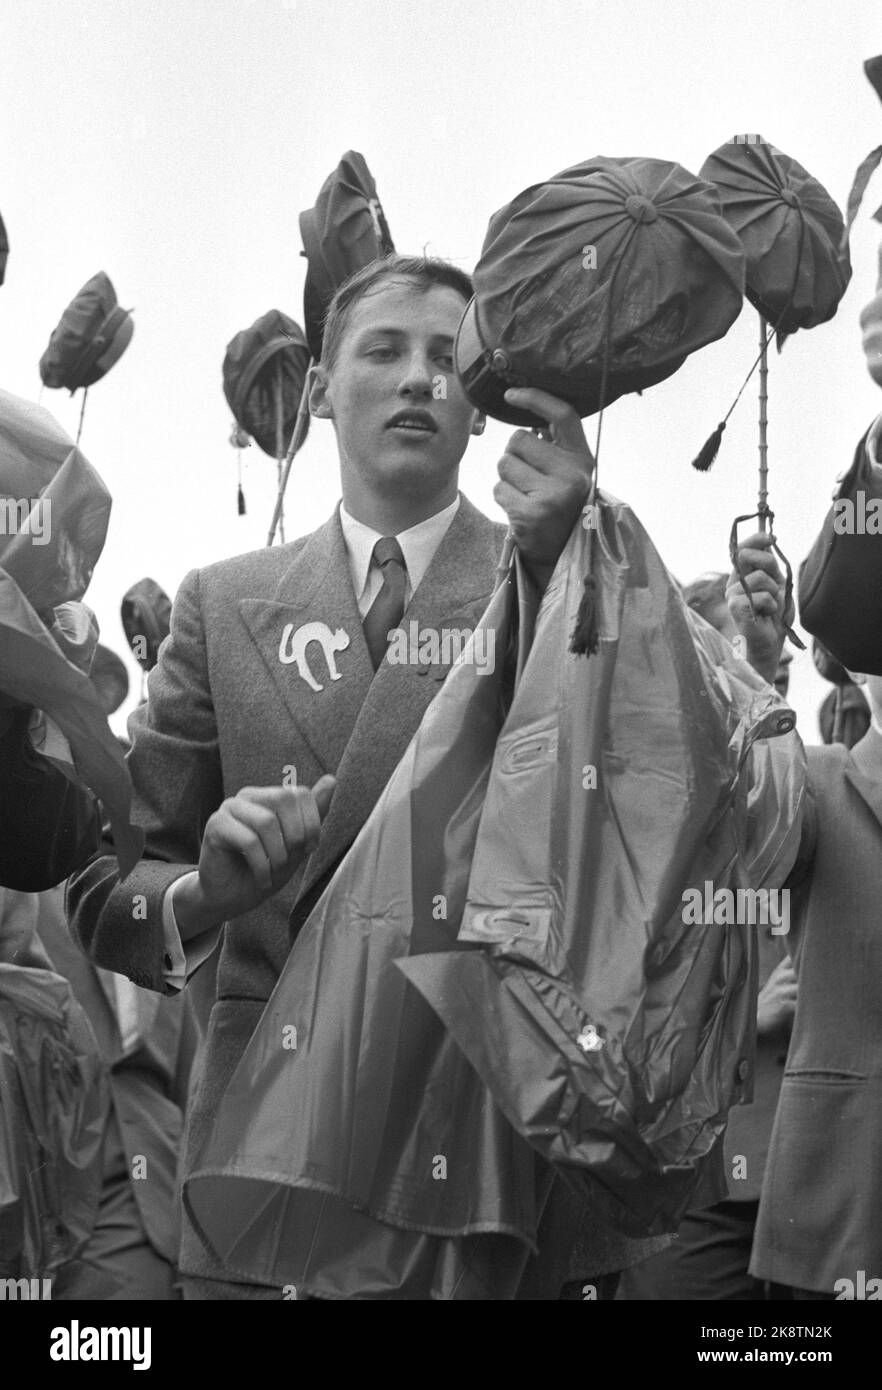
[[0, 388, 143, 879], [185, 499, 806, 1299]]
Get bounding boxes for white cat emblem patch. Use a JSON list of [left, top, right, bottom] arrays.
[[278, 621, 350, 692]]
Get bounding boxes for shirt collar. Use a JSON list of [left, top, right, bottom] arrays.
[[339, 495, 461, 597]]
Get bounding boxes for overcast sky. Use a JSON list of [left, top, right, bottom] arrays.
[[1, 0, 881, 735]]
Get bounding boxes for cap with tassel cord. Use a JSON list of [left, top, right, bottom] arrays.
[[692, 136, 850, 472]]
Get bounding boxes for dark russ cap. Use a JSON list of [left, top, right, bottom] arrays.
[[699, 137, 851, 344], [455, 155, 746, 428], [39, 271, 134, 393], [222, 310, 311, 458], [299, 151, 395, 360]]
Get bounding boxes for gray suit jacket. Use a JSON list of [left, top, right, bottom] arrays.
[[750, 730, 882, 1291], [67, 497, 508, 1283]]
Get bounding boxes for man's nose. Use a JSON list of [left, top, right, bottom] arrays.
[[397, 353, 434, 398]]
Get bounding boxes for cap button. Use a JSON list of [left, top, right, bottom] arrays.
[[781, 188, 798, 207], [490, 348, 511, 373], [624, 194, 658, 223]]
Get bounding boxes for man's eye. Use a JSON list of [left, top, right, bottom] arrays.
[[436, 355, 454, 369], [367, 346, 397, 360]]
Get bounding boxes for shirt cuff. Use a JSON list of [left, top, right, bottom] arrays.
[[162, 872, 222, 991]]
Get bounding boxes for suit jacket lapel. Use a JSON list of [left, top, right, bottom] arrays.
[[845, 724, 882, 831], [238, 510, 374, 777], [298, 496, 504, 894]]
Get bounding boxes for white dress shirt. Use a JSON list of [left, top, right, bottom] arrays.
[[161, 494, 462, 988], [339, 495, 461, 616]]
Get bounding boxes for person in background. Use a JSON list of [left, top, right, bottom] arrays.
[[619, 556, 797, 1300], [36, 884, 199, 1300], [683, 570, 793, 699]]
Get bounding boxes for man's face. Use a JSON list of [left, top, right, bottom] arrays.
[[314, 279, 479, 501]]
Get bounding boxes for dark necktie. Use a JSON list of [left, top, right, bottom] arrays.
[[362, 536, 407, 671]]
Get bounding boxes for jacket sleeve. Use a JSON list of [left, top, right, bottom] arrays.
[[741, 728, 810, 891], [66, 567, 224, 993]]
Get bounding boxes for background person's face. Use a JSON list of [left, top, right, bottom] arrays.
[[319, 280, 478, 504], [866, 675, 882, 725]]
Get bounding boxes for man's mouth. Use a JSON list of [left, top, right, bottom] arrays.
[[385, 410, 438, 435]]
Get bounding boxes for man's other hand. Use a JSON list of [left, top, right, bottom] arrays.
[[494, 387, 594, 592], [757, 954, 798, 1037], [175, 777, 336, 935], [726, 532, 793, 685]]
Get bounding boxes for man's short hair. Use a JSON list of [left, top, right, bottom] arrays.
[[683, 572, 728, 627], [320, 254, 474, 371]]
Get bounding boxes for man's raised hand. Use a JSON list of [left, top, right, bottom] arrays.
[[493, 387, 594, 591], [726, 532, 793, 685]]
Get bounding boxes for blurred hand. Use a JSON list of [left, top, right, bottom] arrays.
[[757, 954, 798, 1037], [859, 242, 882, 388], [494, 387, 594, 591], [726, 532, 794, 685], [175, 777, 336, 937]]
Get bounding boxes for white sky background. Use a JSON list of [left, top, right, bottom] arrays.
[[1, 0, 881, 738]]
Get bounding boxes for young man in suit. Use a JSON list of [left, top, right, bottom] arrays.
[[748, 669, 882, 1298], [69, 254, 794, 1299], [67, 255, 606, 1298]]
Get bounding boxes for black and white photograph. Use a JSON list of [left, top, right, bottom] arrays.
[[0, 0, 880, 1362]]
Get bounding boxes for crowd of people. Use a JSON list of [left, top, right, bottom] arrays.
[[2, 245, 881, 1302]]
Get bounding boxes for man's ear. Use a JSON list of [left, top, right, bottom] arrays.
[[309, 364, 333, 419], [470, 411, 486, 437]]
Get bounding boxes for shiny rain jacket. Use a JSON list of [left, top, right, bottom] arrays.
[[185, 496, 807, 1299]]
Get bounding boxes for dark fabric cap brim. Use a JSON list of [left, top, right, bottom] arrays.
[[454, 298, 548, 427]]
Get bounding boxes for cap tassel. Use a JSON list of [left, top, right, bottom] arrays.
[[237, 482, 246, 516], [691, 420, 726, 472], [570, 572, 600, 656]]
